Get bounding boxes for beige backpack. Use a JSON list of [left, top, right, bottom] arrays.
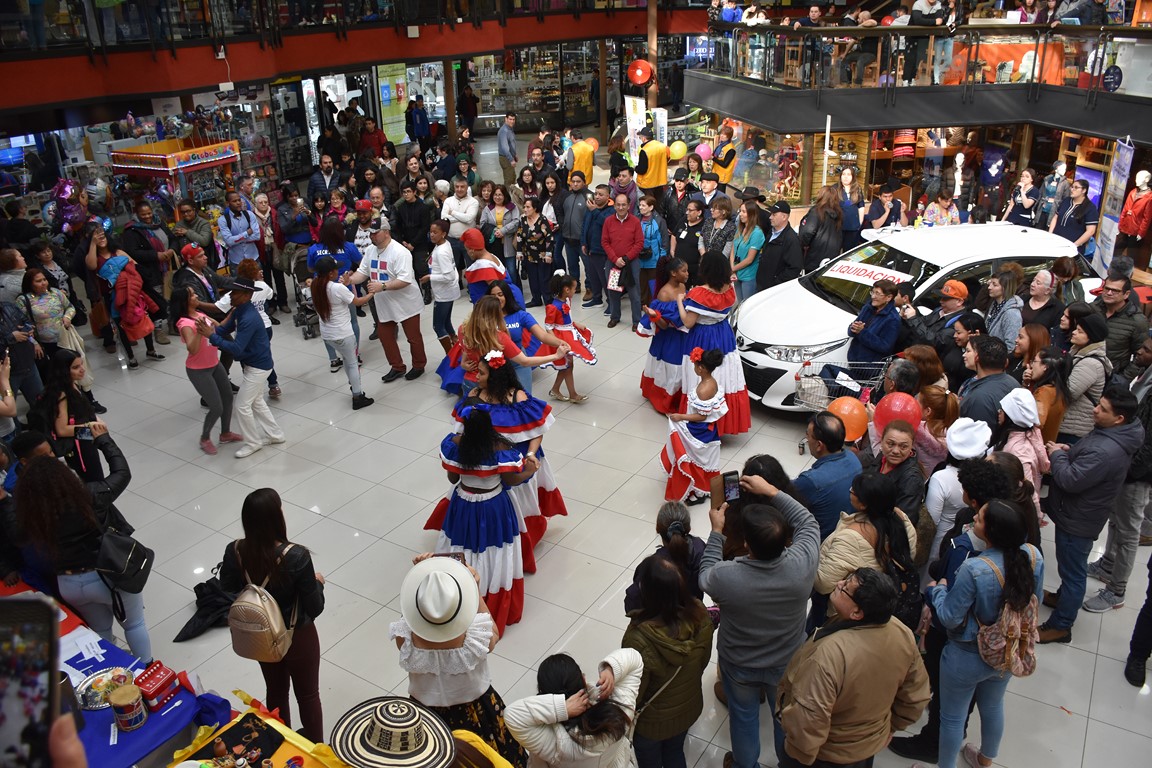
[[228, 542, 297, 663]]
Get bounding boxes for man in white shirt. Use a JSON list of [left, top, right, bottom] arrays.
[[441, 178, 480, 240], [346, 217, 427, 382]]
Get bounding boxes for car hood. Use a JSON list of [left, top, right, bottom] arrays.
[[736, 280, 856, 346]]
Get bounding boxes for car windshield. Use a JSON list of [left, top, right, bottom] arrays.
[[802, 242, 940, 314]]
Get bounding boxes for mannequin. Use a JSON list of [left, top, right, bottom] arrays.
[[1037, 161, 1071, 230], [1118, 169, 1152, 266], [942, 151, 975, 219]]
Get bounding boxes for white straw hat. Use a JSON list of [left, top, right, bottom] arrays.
[[400, 556, 479, 643]]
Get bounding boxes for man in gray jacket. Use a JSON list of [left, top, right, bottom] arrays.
[[1041, 386, 1146, 644], [700, 475, 820, 768], [560, 171, 592, 299]]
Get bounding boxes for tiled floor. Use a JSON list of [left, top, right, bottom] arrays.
[[77, 137, 1152, 767]]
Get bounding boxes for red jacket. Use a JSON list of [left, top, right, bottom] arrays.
[[601, 212, 644, 264], [360, 128, 389, 160], [1120, 187, 1152, 238], [115, 261, 158, 341]]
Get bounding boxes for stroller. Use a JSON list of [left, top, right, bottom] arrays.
[[290, 247, 320, 340]]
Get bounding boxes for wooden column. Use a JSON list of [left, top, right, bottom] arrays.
[[599, 39, 609, 146], [444, 60, 457, 143], [647, 0, 658, 109]]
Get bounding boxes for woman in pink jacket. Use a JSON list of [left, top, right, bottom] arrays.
[[991, 388, 1050, 524]]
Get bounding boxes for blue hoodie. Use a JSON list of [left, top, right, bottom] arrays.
[[847, 300, 900, 364]]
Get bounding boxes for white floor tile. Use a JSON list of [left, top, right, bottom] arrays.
[[78, 164, 1139, 767]]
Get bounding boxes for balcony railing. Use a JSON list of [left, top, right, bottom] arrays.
[[702, 20, 1152, 104], [1, 0, 698, 60]]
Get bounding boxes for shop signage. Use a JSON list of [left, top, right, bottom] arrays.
[[1094, 138, 1135, 275], [823, 261, 912, 286], [1102, 65, 1123, 93], [172, 142, 240, 169]]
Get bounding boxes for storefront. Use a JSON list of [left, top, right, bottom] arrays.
[[269, 78, 317, 180]]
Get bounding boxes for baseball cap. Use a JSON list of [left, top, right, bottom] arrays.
[[461, 228, 485, 250], [354, 199, 374, 212], [638, 126, 653, 139], [768, 200, 791, 215], [938, 280, 969, 300], [369, 216, 390, 233], [673, 168, 689, 181], [181, 242, 204, 260]]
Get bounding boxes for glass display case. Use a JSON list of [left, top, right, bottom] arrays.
[[471, 48, 562, 132]]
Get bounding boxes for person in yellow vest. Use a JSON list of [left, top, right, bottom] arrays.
[[712, 125, 738, 193], [635, 126, 669, 199], [565, 129, 596, 186]]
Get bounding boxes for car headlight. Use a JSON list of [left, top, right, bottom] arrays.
[[762, 338, 849, 363]]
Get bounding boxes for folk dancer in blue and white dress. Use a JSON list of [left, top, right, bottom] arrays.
[[673, 250, 752, 436], [425, 404, 538, 635], [451, 351, 567, 575], [662, 347, 728, 504], [639, 256, 689, 414]]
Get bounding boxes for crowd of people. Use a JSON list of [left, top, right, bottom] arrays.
[[1, 91, 1151, 768]]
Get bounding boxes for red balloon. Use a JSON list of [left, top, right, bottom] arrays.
[[828, 397, 869, 442], [881, 15, 894, 25], [873, 392, 923, 435], [628, 59, 655, 87]]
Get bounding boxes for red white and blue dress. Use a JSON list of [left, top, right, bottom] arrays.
[[451, 393, 567, 574], [425, 435, 526, 635], [436, 283, 530, 395], [679, 286, 752, 436], [662, 386, 728, 502], [638, 299, 688, 413], [538, 300, 597, 370], [465, 257, 509, 303]]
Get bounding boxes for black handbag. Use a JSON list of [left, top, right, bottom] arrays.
[[480, 221, 496, 243], [96, 527, 154, 595]]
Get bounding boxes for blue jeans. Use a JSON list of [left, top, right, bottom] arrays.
[[323, 313, 360, 363], [633, 730, 688, 768], [563, 238, 583, 286], [735, 279, 757, 303], [1050, 526, 1095, 629], [10, 364, 43, 408], [606, 258, 642, 326], [721, 661, 786, 768], [432, 301, 454, 339], [58, 571, 152, 661], [934, 37, 955, 84], [501, 255, 523, 288], [938, 643, 1011, 768], [514, 363, 533, 396]]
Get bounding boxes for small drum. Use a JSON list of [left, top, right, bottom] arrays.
[[108, 684, 148, 732]]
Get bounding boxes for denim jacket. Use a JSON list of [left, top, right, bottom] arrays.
[[928, 543, 1044, 651]]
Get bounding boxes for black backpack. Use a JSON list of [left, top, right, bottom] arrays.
[[886, 554, 925, 632]]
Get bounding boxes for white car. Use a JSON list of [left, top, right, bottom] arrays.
[[733, 222, 1097, 410]]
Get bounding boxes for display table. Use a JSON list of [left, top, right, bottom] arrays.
[[64, 629, 199, 768], [169, 705, 352, 768]]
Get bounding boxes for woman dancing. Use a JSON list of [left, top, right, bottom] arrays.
[[638, 256, 689, 413], [662, 348, 727, 505]]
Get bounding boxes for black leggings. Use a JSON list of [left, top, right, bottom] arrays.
[[269, 265, 290, 310], [117, 320, 155, 360]]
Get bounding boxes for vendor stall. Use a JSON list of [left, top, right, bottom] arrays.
[[110, 139, 241, 209]]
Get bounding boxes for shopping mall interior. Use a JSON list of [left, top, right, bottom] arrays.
[[0, 2, 1151, 767]]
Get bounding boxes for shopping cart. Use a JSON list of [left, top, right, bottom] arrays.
[[793, 357, 893, 454]]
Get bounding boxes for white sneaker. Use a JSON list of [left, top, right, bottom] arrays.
[[265, 435, 286, 445], [235, 444, 263, 459]]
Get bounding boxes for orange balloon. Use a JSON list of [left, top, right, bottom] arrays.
[[584, 138, 599, 153], [828, 396, 869, 442]]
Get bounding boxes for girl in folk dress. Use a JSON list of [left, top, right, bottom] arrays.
[[673, 251, 752, 436], [538, 272, 597, 403], [454, 352, 568, 573], [662, 348, 727, 505], [428, 405, 539, 635], [639, 257, 689, 414]]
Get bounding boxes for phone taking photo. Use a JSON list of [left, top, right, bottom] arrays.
[[0, 595, 60, 767], [74, 426, 94, 442], [721, 471, 741, 502]]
